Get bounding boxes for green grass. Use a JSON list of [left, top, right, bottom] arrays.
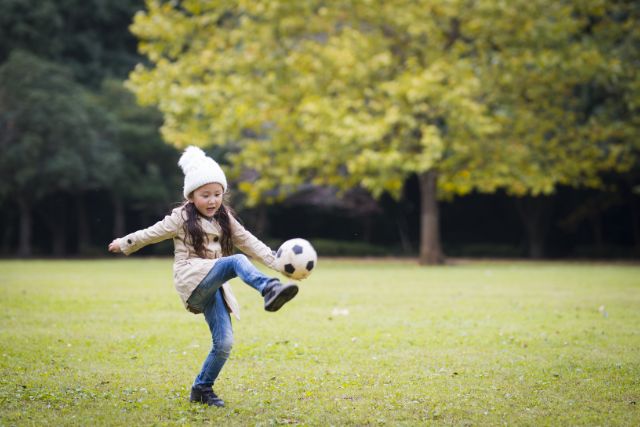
[[1, 258, 639, 426]]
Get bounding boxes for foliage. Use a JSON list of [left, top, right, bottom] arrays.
[[95, 79, 181, 211], [477, 0, 640, 196], [0, 0, 144, 87], [1, 259, 639, 425], [0, 0, 184, 254], [0, 50, 109, 201], [128, 0, 639, 205]]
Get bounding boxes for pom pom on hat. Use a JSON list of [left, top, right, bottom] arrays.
[[178, 146, 207, 175], [178, 146, 228, 198]]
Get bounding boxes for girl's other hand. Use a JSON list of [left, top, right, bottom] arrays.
[[108, 239, 122, 253]]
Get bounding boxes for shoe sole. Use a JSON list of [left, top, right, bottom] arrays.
[[190, 398, 225, 407], [190, 396, 225, 407], [265, 284, 299, 312]]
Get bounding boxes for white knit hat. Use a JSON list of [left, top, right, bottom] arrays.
[[178, 146, 228, 198]]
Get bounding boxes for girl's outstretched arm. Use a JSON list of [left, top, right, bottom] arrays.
[[111, 208, 182, 256], [229, 215, 277, 270]]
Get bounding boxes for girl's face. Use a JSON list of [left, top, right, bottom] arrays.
[[189, 182, 224, 218]]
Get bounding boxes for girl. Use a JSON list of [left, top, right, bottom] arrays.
[[108, 146, 298, 407]]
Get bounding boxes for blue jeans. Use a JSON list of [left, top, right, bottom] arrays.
[[187, 254, 278, 388]]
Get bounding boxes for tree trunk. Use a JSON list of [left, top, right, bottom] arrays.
[[1, 218, 13, 254], [113, 194, 125, 237], [362, 214, 374, 243], [395, 202, 413, 255], [589, 211, 604, 256], [418, 170, 444, 265], [630, 187, 640, 258], [51, 226, 66, 257], [42, 198, 66, 257], [17, 197, 32, 257], [515, 195, 554, 259], [252, 205, 268, 237], [76, 194, 90, 254]]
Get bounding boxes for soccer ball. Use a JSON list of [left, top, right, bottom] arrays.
[[275, 238, 317, 280]]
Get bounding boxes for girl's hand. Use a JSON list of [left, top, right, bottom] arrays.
[[108, 239, 122, 253]]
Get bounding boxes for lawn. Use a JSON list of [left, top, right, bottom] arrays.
[[1, 258, 639, 426]]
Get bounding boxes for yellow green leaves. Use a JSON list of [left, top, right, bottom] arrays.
[[128, 0, 639, 205]]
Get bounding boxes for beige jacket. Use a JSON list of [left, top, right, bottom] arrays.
[[117, 206, 277, 319]]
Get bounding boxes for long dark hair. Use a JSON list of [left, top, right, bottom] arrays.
[[183, 200, 235, 258], [214, 203, 234, 256]]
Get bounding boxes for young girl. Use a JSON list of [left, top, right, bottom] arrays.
[[108, 146, 298, 407]]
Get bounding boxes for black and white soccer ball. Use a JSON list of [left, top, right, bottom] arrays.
[[275, 238, 317, 280]]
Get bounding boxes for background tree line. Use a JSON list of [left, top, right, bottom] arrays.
[[0, 0, 638, 261], [0, 0, 180, 257]]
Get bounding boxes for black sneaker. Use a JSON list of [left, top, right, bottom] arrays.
[[190, 385, 225, 407], [262, 281, 299, 312]]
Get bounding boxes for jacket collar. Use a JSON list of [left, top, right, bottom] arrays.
[[199, 215, 221, 235]]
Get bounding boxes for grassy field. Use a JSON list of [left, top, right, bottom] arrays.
[[1, 258, 639, 426]]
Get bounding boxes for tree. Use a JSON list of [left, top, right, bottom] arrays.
[[0, 1, 187, 256], [94, 79, 181, 238], [128, 0, 639, 263], [0, 51, 105, 254], [128, 0, 497, 264], [0, 0, 144, 87], [476, 0, 640, 257]]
